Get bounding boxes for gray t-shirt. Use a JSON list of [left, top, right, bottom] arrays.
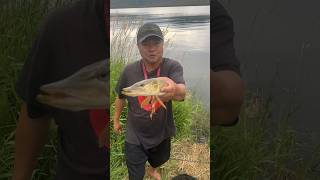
[[115, 58, 185, 149]]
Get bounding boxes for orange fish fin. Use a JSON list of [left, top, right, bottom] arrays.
[[156, 96, 166, 109], [141, 96, 151, 108]]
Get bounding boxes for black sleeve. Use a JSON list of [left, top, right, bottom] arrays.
[[15, 16, 54, 119], [168, 60, 185, 85], [211, 0, 241, 76], [115, 66, 128, 99]]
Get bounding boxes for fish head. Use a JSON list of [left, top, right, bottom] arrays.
[[121, 78, 167, 97], [36, 59, 109, 111]]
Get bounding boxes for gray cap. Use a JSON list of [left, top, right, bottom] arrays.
[[137, 23, 163, 44]]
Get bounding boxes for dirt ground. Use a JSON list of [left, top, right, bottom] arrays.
[[144, 140, 210, 180]]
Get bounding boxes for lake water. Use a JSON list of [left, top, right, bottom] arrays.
[[221, 0, 320, 145], [111, 6, 210, 110]]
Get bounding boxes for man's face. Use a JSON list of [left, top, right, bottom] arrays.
[[138, 37, 164, 64]]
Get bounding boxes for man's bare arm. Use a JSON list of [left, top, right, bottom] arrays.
[[211, 70, 245, 126], [12, 103, 51, 180], [113, 97, 126, 134], [159, 77, 186, 102], [172, 83, 186, 101]]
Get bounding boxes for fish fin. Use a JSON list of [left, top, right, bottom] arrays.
[[141, 96, 151, 108], [150, 97, 156, 120], [156, 96, 166, 109]]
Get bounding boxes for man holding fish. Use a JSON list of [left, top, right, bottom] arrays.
[[113, 23, 186, 180]]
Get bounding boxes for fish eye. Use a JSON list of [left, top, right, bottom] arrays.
[[97, 71, 107, 81], [101, 72, 107, 78]]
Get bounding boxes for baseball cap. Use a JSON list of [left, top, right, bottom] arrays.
[[137, 23, 163, 44]]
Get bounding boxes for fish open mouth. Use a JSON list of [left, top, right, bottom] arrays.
[[34, 59, 108, 111], [38, 91, 69, 99], [35, 87, 88, 111], [36, 87, 74, 103]]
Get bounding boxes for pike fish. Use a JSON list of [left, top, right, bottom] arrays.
[[121, 78, 167, 119], [36, 59, 109, 147]]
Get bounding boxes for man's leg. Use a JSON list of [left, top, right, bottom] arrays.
[[125, 141, 148, 180], [54, 160, 108, 180], [147, 137, 171, 180], [147, 167, 161, 180]]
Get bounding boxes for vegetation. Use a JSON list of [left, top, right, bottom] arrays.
[[0, 0, 71, 179], [212, 92, 320, 180]]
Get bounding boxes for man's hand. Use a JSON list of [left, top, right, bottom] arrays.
[[158, 77, 175, 102], [113, 97, 125, 135], [159, 77, 186, 102], [113, 121, 122, 134], [159, 77, 176, 94]]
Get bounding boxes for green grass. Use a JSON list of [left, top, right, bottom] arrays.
[[211, 92, 320, 180], [0, 0, 71, 179]]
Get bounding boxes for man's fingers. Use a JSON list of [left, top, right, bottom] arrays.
[[161, 84, 174, 92], [162, 84, 176, 93], [115, 128, 121, 134], [161, 86, 170, 92], [118, 127, 122, 134], [161, 88, 175, 95], [113, 124, 122, 134]]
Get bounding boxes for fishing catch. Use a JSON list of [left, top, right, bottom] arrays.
[[36, 60, 109, 111], [122, 77, 168, 119], [36, 59, 109, 147]]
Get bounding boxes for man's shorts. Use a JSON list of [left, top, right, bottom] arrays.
[[125, 137, 171, 180]]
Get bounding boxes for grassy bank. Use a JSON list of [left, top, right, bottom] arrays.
[[211, 92, 320, 180], [0, 0, 72, 179]]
